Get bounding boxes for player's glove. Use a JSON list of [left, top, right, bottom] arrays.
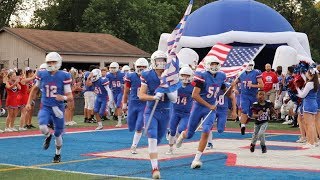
[[153, 92, 164, 100]]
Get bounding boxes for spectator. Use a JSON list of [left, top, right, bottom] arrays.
[[261, 64, 278, 105]]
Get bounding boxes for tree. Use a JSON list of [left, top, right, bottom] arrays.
[[258, 0, 320, 61], [80, 0, 177, 53], [0, 0, 21, 28], [31, 0, 90, 31]]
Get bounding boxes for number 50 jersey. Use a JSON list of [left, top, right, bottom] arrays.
[[36, 70, 72, 107]]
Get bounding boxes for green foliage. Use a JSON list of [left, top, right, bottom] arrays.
[[32, 0, 90, 31], [257, 0, 320, 61], [80, 0, 177, 53], [0, 0, 21, 27]]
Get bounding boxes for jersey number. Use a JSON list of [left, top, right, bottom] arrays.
[[206, 87, 220, 98], [45, 85, 57, 97], [176, 96, 187, 105], [112, 81, 121, 88], [94, 87, 102, 94], [217, 95, 224, 105], [243, 81, 252, 89]]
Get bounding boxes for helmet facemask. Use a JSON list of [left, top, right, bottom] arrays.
[[206, 62, 221, 74], [153, 58, 166, 70]]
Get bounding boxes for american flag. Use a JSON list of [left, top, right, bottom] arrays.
[[157, 0, 193, 93], [196, 43, 265, 77]]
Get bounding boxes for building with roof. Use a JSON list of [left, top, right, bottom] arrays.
[[0, 27, 149, 70]]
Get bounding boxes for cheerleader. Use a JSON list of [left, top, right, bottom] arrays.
[[4, 70, 21, 132], [24, 69, 37, 129], [17, 68, 37, 131], [296, 68, 319, 147]]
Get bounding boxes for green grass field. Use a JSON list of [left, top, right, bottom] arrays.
[[0, 114, 299, 179]]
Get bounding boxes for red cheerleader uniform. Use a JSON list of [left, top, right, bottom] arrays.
[[6, 82, 19, 108]]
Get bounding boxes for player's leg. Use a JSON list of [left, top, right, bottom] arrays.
[[38, 106, 52, 150], [94, 98, 103, 130], [250, 123, 260, 152], [191, 110, 216, 169], [115, 93, 123, 127], [258, 122, 268, 153], [239, 94, 252, 135], [145, 110, 160, 179], [176, 106, 204, 148], [167, 112, 180, 154], [127, 105, 139, 154], [52, 105, 65, 163]]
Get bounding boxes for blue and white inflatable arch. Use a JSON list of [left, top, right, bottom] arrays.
[[158, 0, 313, 73]]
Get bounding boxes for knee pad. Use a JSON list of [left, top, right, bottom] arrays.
[[54, 128, 64, 137], [39, 125, 49, 135]]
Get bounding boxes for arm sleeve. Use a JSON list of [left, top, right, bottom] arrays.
[[105, 85, 114, 101], [297, 82, 314, 98], [64, 84, 72, 93]]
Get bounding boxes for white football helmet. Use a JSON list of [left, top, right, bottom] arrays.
[[0, 108, 5, 116], [91, 69, 101, 82], [122, 65, 130, 73], [39, 63, 47, 70], [45, 52, 62, 72], [204, 56, 220, 74], [246, 61, 255, 71], [179, 66, 194, 83], [135, 58, 149, 74], [109, 62, 119, 73], [151, 50, 167, 69]]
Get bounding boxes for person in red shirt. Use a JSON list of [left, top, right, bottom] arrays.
[[17, 68, 37, 131], [261, 64, 278, 104], [4, 70, 21, 132]]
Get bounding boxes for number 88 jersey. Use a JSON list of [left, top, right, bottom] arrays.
[[193, 71, 226, 106], [36, 70, 72, 107]]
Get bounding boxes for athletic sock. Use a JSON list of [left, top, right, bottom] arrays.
[[194, 151, 202, 161], [151, 159, 158, 170], [208, 131, 213, 144], [132, 132, 142, 147]]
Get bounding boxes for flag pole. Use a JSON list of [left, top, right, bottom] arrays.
[[143, 99, 159, 135], [194, 44, 266, 132]]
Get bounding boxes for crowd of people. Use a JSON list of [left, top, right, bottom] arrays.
[[0, 50, 319, 179]]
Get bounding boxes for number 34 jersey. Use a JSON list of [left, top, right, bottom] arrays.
[[36, 70, 72, 107], [173, 84, 194, 114], [193, 71, 226, 106]]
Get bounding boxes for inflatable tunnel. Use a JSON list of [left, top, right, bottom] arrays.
[[158, 0, 312, 72]]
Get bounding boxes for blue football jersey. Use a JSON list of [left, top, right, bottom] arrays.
[[193, 71, 226, 106], [83, 71, 94, 92], [106, 71, 125, 95], [239, 70, 262, 95], [36, 70, 72, 106], [140, 69, 170, 109], [92, 77, 110, 98], [217, 83, 231, 109], [124, 72, 142, 101], [173, 83, 194, 113]]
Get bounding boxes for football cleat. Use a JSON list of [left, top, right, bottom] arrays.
[[250, 143, 255, 152], [241, 126, 246, 135], [131, 146, 137, 154], [191, 160, 202, 169], [165, 148, 174, 155], [176, 133, 184, 148], [43, 134, 52, 150], [206, 143, 213, 150], [152, 168, 161, 179], [52, 154, 61, 163], [261, 145, 267, 153]]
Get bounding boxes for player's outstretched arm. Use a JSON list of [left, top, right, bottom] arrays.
[[26, 86, 39, 111], [138, 84, 158, 101]]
